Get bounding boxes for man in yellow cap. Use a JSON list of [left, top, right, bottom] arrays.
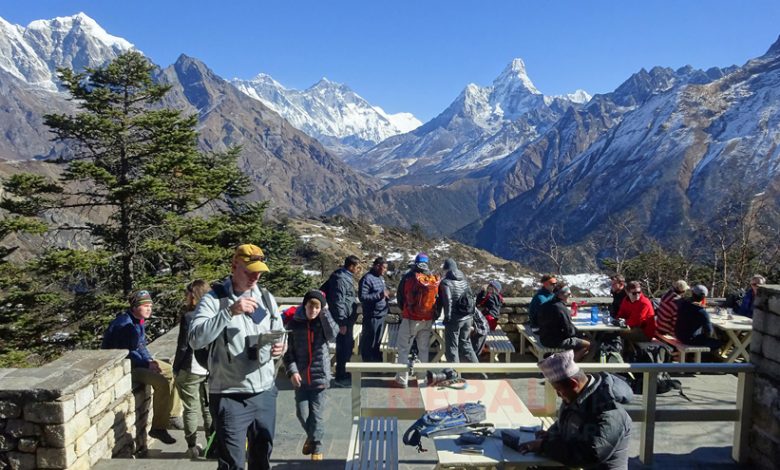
[[189, 244, 285, 470]]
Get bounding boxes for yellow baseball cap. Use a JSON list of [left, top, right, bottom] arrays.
[[233, 244, 270, 273]]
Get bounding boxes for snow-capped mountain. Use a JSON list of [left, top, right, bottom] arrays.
[[232, 74, 421, 158], [346, 58, 588, 181], [0, 13, 133, 91], [459, 37, 780, 269]]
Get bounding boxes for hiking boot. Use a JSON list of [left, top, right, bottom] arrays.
[[333, 377, 352, 388], [185, 444, 203, 459], [389, 378, 407, 389], [168, 416, 185, 430], [149, 428, 177, 445], [302, 438, 314, 455]]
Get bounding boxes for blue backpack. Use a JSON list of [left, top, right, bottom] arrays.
[[402, 402, 488, 452]]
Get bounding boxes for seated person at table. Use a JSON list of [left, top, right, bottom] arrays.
[[616, 280, 656, 355], [739, 274, 766, 318], [475, 279, 504, 331], [675, 285, 722, 353], [656, 280, 689, 336], [528, 274, 557, 329], [518, 350, 632, 470], [609, 274, 627, 317], [538, 285, 591, 361]]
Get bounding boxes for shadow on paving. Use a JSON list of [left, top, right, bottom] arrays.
[[629, 446, 748, 469]]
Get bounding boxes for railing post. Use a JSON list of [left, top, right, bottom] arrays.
[[732, 371, 754, 463], [351, 370, 362, 417], [639, 371, 658, 465]]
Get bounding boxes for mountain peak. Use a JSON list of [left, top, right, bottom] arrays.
[[765, 35, 780, 57], [27, 12, 133, 50], [493, 57, 540, 95]]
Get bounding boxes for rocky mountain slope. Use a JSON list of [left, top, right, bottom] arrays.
[[459, 38, 780, 267]]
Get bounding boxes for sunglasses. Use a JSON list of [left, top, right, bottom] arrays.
[[629, 290, 642, 295], [240, 254, 266, 262]]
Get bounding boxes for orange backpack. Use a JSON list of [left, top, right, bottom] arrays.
[[403, 272, 441, 321]]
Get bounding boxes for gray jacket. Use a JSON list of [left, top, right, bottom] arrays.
[[541, 372, 632, 469], [188, 277, 282, 394], [440, 259, 472, 323]]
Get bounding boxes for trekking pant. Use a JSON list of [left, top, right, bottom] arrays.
[[295, 387, 327, 453], [175, 369, 212, 447], [394, 318, 432, 385], [210, 388, 277, 470], [360, 315, 386, 362], [336, 321, 355, 380], [444, 316, 479, 363], [132, 360, 182, 429]]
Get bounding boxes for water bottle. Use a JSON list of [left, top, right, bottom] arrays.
[[571, 301, 578, 317], [591, 306, 599, 324]]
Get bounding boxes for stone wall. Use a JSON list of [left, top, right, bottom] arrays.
[[0, 350, 143, 470], [748, 284, 780, 470]]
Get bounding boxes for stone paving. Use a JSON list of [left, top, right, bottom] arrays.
[[95, 355, 746, 470]]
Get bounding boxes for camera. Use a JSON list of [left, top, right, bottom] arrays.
[[426, 368, 459, 386]]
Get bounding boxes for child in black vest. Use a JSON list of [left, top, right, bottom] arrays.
[[283, 290, 338, 460]]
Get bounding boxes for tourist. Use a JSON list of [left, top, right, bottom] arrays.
[[188, 244, 284, 470], [172, 279, 213, 457]]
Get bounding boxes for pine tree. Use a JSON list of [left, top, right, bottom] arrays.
[[0, 52, 312, 365]]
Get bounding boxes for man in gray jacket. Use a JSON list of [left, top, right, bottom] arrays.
[[519, 350, 632, 470], [439, 258, 479, 363], [189, 244, 285, 470]]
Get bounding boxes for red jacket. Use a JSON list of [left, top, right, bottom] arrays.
[[617, 294, 656, 339]]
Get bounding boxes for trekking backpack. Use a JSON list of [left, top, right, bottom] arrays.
[[453, 286, 476, 317], [402, 402, 488, 452], [403, 272, 440, 321], [192, 281, 275, 371], [628, 343, 690, 400]]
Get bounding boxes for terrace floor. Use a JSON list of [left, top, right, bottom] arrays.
[[95, 353, 747, 470]]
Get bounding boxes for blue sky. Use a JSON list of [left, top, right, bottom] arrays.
[[3, 1, 780, 121]]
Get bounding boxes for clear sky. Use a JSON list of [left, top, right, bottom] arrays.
[[3, 1, 779, 121]]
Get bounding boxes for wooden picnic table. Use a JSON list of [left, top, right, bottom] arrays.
[[710, 311, 753, 363], [419, 379, 561, 469]]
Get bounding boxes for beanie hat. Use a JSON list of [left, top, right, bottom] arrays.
[[303, 290, 326, 308], [442, 258, 457, 272], [414, 252, 429, 264], [691, 284, 708, 297], [489, 280, 502, 293], [538, 350, 580, 383], [672, 280, 690, 293], [129, 290, 152, 308]]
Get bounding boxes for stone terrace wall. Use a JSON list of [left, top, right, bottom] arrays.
[[0, 350, 142, 470], [748, 284, 780, 470]]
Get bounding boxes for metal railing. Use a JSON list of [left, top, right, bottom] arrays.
[[346, 361, 754, 466]]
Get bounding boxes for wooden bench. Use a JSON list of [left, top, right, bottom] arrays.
[[345, 416, 399, 470], [380, 322, 401, 362], [485, 329, 515, 363], [657, 334, 710, 363], [517, 324, 565, 360]]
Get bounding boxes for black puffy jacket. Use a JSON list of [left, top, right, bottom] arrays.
[[283, 306, 339, 389], [541, 372, 633, 469]]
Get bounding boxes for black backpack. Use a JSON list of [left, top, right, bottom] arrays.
[[628, 343, 690, 400], [453, 286, 476, 317], [193, 281, 274, 371]]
